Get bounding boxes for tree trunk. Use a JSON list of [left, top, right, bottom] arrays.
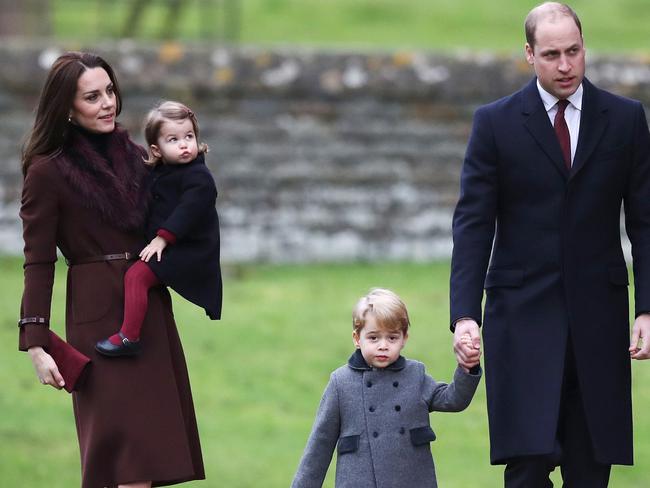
[[122, 0, 153, 38]]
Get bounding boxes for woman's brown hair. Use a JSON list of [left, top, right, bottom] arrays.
[[21, 51, 123, 176]]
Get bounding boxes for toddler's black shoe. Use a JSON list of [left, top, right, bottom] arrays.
[[95, 332, 142, 357]]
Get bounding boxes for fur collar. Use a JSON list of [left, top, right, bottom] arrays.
[[56, 125, 149, 231]]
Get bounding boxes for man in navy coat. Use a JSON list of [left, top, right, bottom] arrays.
[[450, 2, 650, 486]]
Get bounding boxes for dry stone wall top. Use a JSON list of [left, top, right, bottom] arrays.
[[1, 42, 648, 261]]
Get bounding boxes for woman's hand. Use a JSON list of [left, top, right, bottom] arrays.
[[139, 236, 168, 262], [28, 346, 65, 389]]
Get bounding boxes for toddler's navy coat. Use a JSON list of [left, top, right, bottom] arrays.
[[145, 153, 222, 319]]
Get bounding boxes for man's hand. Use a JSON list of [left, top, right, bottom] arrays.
[[630, 313, 650, 360], [454, 318, 481, 371], [139, 236, 168, 263]]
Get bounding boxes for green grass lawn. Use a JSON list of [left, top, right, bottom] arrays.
[[1, 257, 649, 486], [49, 0, 650, 53]]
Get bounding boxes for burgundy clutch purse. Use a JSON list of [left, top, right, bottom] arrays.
[[46, 330, 91, 393]]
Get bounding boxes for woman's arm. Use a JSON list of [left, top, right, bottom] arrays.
[[19, 160, 63, 388]]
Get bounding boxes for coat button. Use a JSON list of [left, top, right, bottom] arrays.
[[399, 427, 405, 434], [366, 380, 372, 387], [393, 381, 399, 387], [395, 405, 401, 412], [373, 431, 379, 438], [369, 406, 375, 412]]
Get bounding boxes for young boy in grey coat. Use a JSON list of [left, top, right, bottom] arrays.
[[291, 288, 482, 488]]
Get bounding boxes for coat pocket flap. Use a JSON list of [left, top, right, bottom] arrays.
[[608, 266, 629, 286], [484, 268, 524, 289], [337, 435, 360, 454], [409, 426, 436, 446]]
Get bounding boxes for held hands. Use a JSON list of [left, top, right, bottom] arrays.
[[630, 313, 650, 360], [28, 346, 65, 389], [140, 236, 168, 262], [454, 319, 482, 372]]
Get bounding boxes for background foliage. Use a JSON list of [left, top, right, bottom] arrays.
[[40, 0, 650, 53]]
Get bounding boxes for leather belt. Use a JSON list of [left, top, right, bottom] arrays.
[[65, 252, 136, 266]]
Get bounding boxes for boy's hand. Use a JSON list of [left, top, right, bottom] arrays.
[[454, 319, 481, 372], [140, 236, 168, 262]]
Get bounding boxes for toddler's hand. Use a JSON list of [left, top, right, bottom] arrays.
[[456, 331, 481, 372], [140, 236, 168, 262], [454, 319, 481, 372]]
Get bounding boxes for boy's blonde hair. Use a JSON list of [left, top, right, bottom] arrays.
[[143, 100, 209, 165], [352, 288, 410, 335]]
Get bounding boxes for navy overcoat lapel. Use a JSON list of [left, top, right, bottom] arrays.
[[521, 79, 569, 179], [570, 78, 609, 179]]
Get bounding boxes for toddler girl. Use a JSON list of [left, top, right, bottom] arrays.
[[96, 100, 222, 356]]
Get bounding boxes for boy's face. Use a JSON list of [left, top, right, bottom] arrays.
[[353, 315, 408, 369]]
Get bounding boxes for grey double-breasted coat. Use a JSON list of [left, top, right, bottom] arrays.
[[291, 350, 481, 488]]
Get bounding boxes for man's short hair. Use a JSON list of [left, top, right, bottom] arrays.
[[352, 288, 410, 335], [525, 2, 582, 49]]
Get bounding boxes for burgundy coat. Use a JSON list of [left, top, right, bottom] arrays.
[[19, 127, 205, 487]]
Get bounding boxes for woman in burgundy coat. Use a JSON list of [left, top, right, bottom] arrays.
[[19, 52, 205, 487]]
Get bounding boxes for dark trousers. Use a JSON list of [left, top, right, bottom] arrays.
[[503, 337, 611, 488]]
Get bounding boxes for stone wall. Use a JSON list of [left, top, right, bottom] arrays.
[[1, 41, 649, 261]]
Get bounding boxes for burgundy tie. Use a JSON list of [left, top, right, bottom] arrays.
[[554, 99, 571, 169]]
